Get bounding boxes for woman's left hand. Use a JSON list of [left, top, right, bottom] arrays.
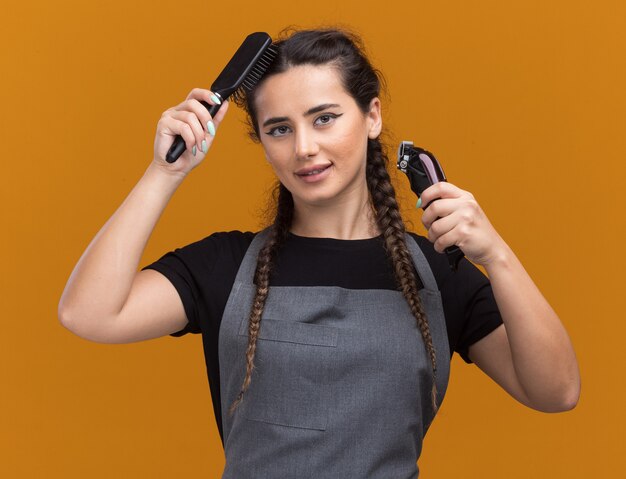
[[419, 182, 507, 267]]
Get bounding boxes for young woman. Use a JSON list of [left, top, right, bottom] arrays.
[[59, 28, 580, 478]]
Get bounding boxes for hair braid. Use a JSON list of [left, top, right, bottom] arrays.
[[365, 138, 439, 414], [230, 27, 442, 418], [227, 183, 294, 417]]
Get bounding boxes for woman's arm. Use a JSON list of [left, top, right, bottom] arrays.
[[58, 163, 187, 339], [468, 242, 580, 412], [58, 89, 228, 341], [418, 181, 581, 412]]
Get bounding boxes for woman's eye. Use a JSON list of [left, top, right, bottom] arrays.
[[266, 125, 290, 137], [264, 113, 342, 137], [315, 113, 340, 125]]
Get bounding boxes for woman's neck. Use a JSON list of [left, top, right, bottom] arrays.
[[289, 185, 380, 240]]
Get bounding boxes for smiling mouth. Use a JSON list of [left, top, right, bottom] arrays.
[[296, 164, 332, 176]]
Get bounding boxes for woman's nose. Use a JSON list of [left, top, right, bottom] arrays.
[[294, 129, 319, 159]]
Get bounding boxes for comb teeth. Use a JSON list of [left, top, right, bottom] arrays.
[[229, 44, 278, 106], [242, 44, 278, 91]]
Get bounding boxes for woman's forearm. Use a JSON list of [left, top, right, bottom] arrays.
[[58, 162, 186, 331], [484, 241, 581, 410]]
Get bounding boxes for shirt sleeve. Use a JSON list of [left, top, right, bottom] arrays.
[[140, 230, 255, 338], [451, 258, 503, 364], [408, 232, 503, 364], [140, 235, 221, 337]]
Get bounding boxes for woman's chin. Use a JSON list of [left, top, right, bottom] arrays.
[[295, 192, 335, 207], [284, 169, 367, 207]]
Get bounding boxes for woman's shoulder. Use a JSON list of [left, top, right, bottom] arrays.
[[188, 229, 260, 259], [200, 229, 259, 244], [405, 230, 490, 291], [144, 230, 259, 268], [405, 231, 448, 286]]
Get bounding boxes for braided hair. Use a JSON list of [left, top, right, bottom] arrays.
[[228, 27, 439, 417]]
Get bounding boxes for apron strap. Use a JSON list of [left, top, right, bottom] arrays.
[[231, 226, 273, 287], [405, 233, 438, 292]]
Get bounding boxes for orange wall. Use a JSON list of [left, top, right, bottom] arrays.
[[2, 0, 624, 477]]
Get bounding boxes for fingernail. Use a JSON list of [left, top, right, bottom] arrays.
[[416, 197, 422, 208], [201, 139, 207, 153], [192, 145, 197, 156], [207, 120, 216, 136], [210, 94, 221, 104]]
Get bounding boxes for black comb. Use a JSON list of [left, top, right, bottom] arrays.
[[166, 32, 277, 163]]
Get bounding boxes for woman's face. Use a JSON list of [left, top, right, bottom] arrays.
[[253, 64, 382, 207]]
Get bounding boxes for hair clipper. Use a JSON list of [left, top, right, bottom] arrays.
[[397, 140, 465, 272]]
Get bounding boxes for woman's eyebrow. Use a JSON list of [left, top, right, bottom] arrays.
[[262, 103, 341, 128]]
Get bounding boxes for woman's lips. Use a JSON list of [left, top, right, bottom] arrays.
[[295, 164, 332, 183]]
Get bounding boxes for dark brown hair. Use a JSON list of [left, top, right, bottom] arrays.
[[228, 26, 439, 417]]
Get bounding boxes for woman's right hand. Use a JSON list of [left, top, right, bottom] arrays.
[[152, 88, 230, 176]]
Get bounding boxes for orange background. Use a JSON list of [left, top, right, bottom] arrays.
[[2, 0, 625, 477]]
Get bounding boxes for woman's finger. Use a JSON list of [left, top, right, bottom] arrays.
[[161, 116, 198, 153], [167, 108, 207, 152], [211, 99, 230, 128]]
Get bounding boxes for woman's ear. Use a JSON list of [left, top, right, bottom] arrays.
[[367, 97, 382, 139], [367, 97, 383, 140]]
